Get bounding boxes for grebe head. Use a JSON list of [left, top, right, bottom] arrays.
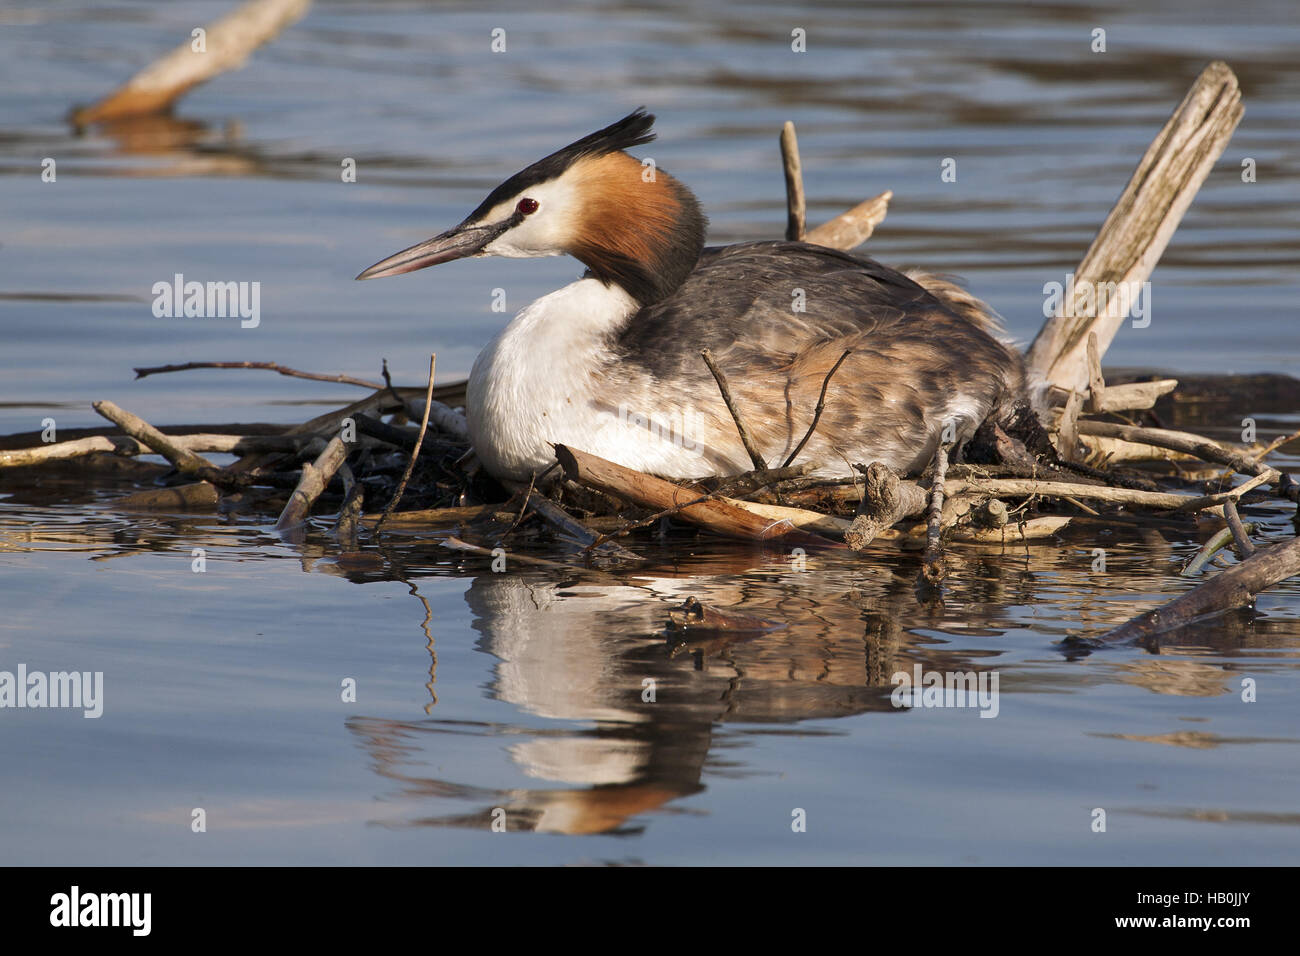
[[356, 108, 707, 306]]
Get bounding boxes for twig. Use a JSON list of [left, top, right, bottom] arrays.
[[701, 348, 767, 471], [132, 360, 383, 390], [780, 121, 806, 241], [783, 349, 852, 468], [376, 355, 436, 533]]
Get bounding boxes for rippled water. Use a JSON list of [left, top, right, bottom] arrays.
[[2, 0, 1299, 864]]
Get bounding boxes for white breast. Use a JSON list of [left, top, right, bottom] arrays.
[[467, 277, 743, 481], [467, 278, 633, 480]]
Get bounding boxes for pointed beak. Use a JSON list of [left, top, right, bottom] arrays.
[[355, 221, 506, 280]]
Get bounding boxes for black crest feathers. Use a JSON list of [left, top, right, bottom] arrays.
[[463, 109, 657, 224]]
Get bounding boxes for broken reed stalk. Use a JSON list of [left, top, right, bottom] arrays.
[[275, 435, 350, 531], [133, 360, 384, 391], [780, 121, 806, 241], [73, 0, 312, 125], [91, 400, 217, 476], [1096, 533, 1300, 644], [376, 354, 436, 533], [920, 444, 951, 586], [782, 349, 852, 467], [700, 348, 767, 471], [1025, 60, 1244, 394]]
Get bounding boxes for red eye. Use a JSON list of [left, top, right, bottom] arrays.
[[516, 197, 539, 215]]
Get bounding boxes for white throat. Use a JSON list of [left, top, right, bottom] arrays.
[[467, 277, 639, 480]]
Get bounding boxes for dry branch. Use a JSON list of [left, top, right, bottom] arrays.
[[0, 432, 294, 468], [133, 360, 383, 390], [1025, 61, 1244, 393]]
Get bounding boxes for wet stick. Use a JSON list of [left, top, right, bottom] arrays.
[[1095, 532, 1300, 645]]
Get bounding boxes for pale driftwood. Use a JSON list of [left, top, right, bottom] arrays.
[[73, 0, 312, 124], [1085, 333, 1106, 412], [1025, 61, 1244, 393], [275, 435, 350, 531], [0, 432, 295, 468], [1057, 390, 1084, 462], [1077, 434, 1200, 465], [1097, 533, 1300, 644], [406, 397, 470, 443], [805, 191, 892, 250], [1090, 379, 1179, 413], [732, 501, 1071, 545], [955, 476, 1229, 516], [554, 444, 840, 547], [91, 400, 220, 477], [133, 360, 383, 391], [1074, 420, 1280, 486], [780, 121, 806, 241]]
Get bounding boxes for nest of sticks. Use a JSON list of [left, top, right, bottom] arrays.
[[8, 61, 1300, 649]]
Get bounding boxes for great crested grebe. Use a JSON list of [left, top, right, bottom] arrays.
[[357, 109, 1026, 482]]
